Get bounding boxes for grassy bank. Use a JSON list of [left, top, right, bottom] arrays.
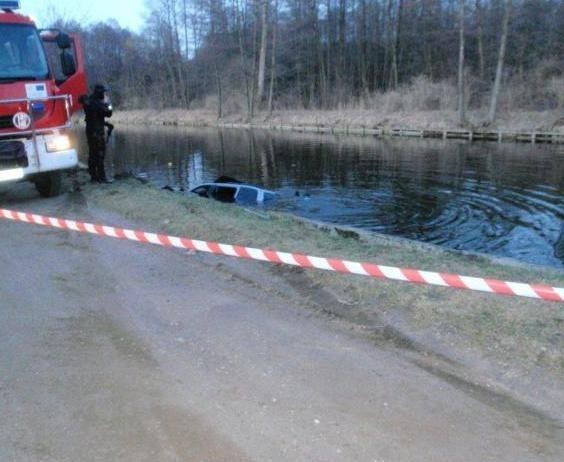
[[83, 178, 564, 417], [107, 108, 564, 134]]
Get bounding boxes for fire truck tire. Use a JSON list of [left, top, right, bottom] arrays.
[[35, 171, 63, 198]]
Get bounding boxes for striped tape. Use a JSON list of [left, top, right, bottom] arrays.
[[1, 208, 563, 303]]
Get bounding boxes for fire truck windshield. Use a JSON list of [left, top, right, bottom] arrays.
[[0, 24, 49, 81]]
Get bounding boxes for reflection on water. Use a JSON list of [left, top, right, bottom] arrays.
[[75, 126, 564, 268]]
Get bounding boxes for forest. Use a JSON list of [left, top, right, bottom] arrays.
[[50, 0, 563, 123]]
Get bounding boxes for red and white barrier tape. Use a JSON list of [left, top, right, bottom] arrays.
[[1, 208, 563, 303]]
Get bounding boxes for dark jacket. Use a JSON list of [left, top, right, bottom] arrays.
[[84, 95, 112, 136]]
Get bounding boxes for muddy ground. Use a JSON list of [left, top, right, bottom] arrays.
[[0, 179, 563, 461]]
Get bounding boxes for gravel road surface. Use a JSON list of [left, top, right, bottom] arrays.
[[1, 184, 562, 461]]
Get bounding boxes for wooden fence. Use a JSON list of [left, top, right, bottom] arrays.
[[215, 123, 564, 144]]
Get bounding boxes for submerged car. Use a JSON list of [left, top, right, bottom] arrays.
[[190, 178, 276, 204]]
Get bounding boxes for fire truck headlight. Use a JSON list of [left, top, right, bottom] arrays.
[[45, 135, 72, 152], [0, 168, 24, 182]]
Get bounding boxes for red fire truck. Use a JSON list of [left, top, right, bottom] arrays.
[[0, 0, 87, 196]]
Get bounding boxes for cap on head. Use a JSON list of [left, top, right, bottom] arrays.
[[94, 83, 109, 95]]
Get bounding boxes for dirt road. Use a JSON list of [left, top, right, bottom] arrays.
[[0, 184, 562, 461]]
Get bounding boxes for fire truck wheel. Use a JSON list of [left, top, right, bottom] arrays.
[[35, 171, 63, 198]]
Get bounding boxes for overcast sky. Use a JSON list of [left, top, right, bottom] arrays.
[[18, 0, 147, 31]]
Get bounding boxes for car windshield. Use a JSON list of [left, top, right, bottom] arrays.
[[0, 24, 49, 81]]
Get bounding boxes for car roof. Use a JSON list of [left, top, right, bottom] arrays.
[[191, 183, 276, 194]]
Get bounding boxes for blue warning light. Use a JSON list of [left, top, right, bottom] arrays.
[[31, 101, 45, 114], [0, 1, 20, 10]]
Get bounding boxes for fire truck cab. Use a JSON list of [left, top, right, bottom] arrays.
[[0, 0, 87, 197]]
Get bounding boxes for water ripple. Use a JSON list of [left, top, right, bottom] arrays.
[[99, 127, 564, 268]]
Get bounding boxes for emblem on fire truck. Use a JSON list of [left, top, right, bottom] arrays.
[[13, 112, 31, 130]]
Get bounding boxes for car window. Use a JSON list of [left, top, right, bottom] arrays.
[[192, 185, 210, 197], [236, 187, 258, 204], [211, 185, 237, 203], [263, 192, 276, 202]]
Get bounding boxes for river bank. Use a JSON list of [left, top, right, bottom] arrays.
[[81, 176, 564, 422], [105, 108, 564, 141]]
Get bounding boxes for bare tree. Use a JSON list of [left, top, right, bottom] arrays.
[[255, 0, 268, 106], [457, 0, 465, 126], [337, 0, 346, 100], [382, 0, 393, 89], [475, 0, 485, 81], [357, 0, 369, 98], [60, 0, 562, 116], [235, 0, 254, 118], [389, 0, 404, 90], [267, 0, 278, 114], [488, 0, 512, 124]]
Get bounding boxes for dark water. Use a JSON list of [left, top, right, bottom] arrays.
[[77, 126, 564, 268]]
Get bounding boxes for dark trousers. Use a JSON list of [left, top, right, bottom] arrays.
[[87, 132, 107, 181]]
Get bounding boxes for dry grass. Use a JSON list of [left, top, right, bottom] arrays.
[[362, 76, 458, 112], [84, 178, 564, 413], [107, 107, 563, 132], [104, 67, 564, 132]]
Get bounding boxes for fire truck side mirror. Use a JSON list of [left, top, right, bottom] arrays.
[[60, 50, 76, 77], [56, 32, 72, 50]]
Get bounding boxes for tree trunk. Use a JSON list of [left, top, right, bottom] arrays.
[[488, 0, 512, 124], [215, 64, 223, 119], [165, 0, 180, 105], [310, 0, 325, 108], [171, 0, 188, 108], [181, 0, 190, 108], [358, 0, 369, 98], [383, 0, 393, 89], [475, 0, 485, 80], [337, 0, 346, 102], [256, 0, 268, 105], [326, 0, 333, 101], [267, 0, 278, 114], [389, 0, 403, 89], [236, 0, 253, 119], [317, 19, 327, 107], [182, 0, 188, 55], [457, 0, 465, 126], [249, 5, 258, 117], [372, 1, 384, 90]]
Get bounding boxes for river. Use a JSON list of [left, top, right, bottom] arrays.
[[76, 126, 564, 269]]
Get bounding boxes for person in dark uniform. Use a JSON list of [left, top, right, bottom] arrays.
[[83, 84, 113, 183]]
